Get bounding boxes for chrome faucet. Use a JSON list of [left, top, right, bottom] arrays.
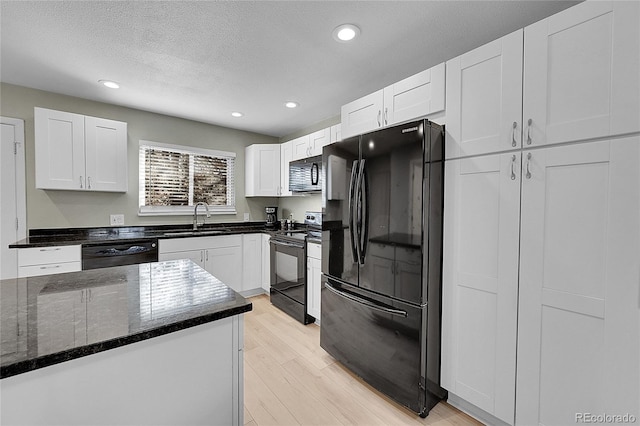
[[193, 202, 210, 230]]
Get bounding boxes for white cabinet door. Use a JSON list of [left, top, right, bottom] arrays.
[[523, 1, 640, 148], [308, 128, 330, 157], [383, 62, 445, 126], [245, 144, 281, 197], [207, 246, 243, 293], [34, 107, 85, 190], [291, 135, 311, 161], [84, 116, 128, 192], [280, 140, 293, 196], [330, 124, 341, 143], [34, 107, 128, 192], [242, 234, 262, 294], [261, 234, 271, 292], [516, 137, 640, 426], [445, 30, 523, 159], [441, 152, 521, 424], [306, 242, 322, 322], [341, 90, 384, 139]]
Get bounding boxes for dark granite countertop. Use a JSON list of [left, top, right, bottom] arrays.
[[0, 259, 252, 379], [9, 222, 277, 249]]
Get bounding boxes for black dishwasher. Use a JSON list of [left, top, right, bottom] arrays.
[[82, 239, 158, 270]]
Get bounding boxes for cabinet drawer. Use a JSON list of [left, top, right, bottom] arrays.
[[307, 242, 321, 259], [18, 261, 82, 278], [18, 245, 81, 267]]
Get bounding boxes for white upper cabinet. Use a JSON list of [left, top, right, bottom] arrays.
[[445, 30, 524, 159], [35, 107, 128, 192], [330, 124, 342, 143], [291, 135, 311, 161], [446, 1, 640, 159], [341, 62, 446, 139], [523, 1, 640, 147], [383, 63, 445, 126], [341, 90, 384, 139], [308, 127, 331, 157], [84, 116, 128, 192], [280, 140, 293, 197], [290, 128, 330, 161], [245, 144, 281, 197]]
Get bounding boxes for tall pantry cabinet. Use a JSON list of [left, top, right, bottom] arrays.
[[441, 2, 640, 425]]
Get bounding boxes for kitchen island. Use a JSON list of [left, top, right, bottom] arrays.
[[0, 259, 252, 426]]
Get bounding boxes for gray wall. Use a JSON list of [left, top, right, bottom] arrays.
[[1, 83, 278, 229]]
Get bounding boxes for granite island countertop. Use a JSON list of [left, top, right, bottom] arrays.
[[0, 259, 252, 379]]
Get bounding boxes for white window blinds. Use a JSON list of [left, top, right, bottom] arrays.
[[138, 141, 236, 215]]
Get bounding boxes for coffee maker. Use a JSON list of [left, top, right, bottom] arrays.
[[265, 206, 278, 228]]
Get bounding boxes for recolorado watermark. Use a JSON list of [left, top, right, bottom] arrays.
[[576, 413, 637, 424]]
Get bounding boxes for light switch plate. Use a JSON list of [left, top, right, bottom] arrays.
[[110, 214, 125, 226], [243, 213, 250, 222]]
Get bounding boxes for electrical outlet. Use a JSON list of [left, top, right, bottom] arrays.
[[244, 213, 250, 222], [110, 214, 125, 226]]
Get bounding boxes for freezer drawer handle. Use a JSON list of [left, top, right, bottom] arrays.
[[324, 282, 407, 318]]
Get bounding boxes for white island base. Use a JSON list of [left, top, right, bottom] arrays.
[[1, 316, 244, 426]]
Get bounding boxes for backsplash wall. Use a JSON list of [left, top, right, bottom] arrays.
[[1, 83, 279, 229]]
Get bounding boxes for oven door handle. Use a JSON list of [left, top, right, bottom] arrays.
[[348, 160, 359, 264], [324, 281, 408, 318]]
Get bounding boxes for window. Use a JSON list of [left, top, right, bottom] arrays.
[[138, 140, 236, 215]]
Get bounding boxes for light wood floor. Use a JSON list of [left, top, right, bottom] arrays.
[[243, 294, 482, 426]]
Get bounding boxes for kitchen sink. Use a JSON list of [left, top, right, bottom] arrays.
[[163, 229, 226, 237]]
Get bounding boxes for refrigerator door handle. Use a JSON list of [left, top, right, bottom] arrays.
[[348, 160, 359, 264], [357, 159, 369, 263], [324, 281, 408, 318]]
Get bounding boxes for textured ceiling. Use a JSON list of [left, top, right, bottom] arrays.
[[0, 1, 579, 138]]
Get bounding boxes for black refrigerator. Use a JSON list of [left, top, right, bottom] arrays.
[[320, 119, 446, 417]]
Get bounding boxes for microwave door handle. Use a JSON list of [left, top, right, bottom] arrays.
[[311, 162, 319, 185], [348, 160, 359, 264], [358, 160, 368, 263]]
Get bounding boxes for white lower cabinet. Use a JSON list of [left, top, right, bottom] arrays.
[[516, 137, 640, 425], [441, 152, 521, 424], [18, 245, 81, 278], [442, 137, 640, 425], [261, 234, 271, 292], [306, 242, 321, 323], [159, 234, 263, 295]]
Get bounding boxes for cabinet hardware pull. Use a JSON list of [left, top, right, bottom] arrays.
[[39, 248, 61, 252], [511, 155, 517, 180], [88, 176, 92, 189], [525, 152, 532, 179], [200, 251, 204, 263], [80, 176, 84, 188], [81, 290, 85, 303], [512, 122, 517, 147], [526, 118, 533, 145], [384, 107, 388, 125], [88, 289, 92, 302], [206, 251, 209, 262], [39, 265, 61, 269], [377, 110, 381, 126]]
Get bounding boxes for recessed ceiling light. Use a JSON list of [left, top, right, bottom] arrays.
[[99, 80, 120, 89], [285, 101, 299, 109], [333, 24, 360, 42], [231, 111, 244, 117]]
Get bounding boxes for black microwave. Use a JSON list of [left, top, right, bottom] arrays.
[[289, 155, 322, 193]]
